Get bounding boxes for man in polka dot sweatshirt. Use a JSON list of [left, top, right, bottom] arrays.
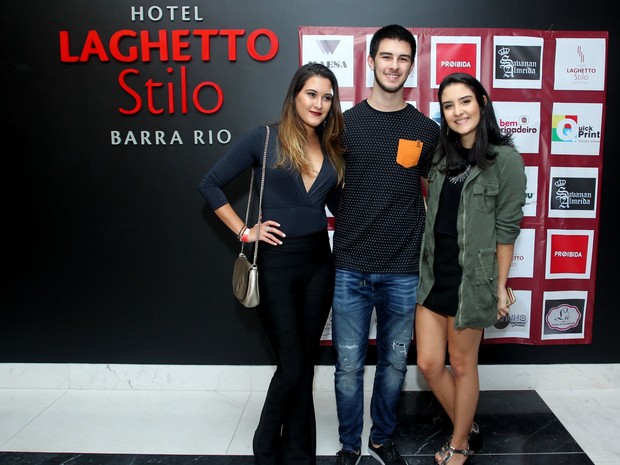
[[332, 24, 439, 465]]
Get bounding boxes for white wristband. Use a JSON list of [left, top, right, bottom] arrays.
[[241, 228, 251, 243]]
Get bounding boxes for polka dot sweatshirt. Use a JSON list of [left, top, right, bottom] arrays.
[[333, 100, 440, 273]]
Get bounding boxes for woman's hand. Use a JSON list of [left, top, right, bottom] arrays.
[[248, 221, 285, 245], [496, 286, 510, 319]]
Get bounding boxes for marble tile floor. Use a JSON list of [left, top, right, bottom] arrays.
[[0, 388, 618, 465]]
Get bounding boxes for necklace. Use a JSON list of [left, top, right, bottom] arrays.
[[448, 164, 471, 184]]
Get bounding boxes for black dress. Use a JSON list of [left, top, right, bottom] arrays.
[[423, 149, 471, 317]]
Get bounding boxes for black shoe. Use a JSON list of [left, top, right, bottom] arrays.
[[336, 449, 361, 465], [368, 439, 407, 465]]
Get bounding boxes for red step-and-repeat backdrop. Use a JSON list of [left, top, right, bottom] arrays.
[[299, 27, 608, 345]]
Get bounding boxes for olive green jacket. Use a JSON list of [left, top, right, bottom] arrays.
[[417, 144, 527, 329]]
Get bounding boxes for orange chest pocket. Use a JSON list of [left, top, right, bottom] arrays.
[[396, 139, 423, 168]]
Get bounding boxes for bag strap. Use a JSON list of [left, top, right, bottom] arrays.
[[240, 125, 270, 265]]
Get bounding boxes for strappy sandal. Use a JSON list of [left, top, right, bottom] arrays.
[[435, 444, 474, 464], [440, 422, 483, 454]]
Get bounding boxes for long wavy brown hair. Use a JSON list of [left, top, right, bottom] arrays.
[[275, 63, 345, 184]]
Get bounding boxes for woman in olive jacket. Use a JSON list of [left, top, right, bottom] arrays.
[[415, 73, 526, 465]]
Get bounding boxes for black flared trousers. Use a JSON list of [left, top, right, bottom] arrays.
[[253, 229, 334, 465]]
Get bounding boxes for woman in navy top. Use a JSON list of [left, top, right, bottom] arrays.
[[199, 63, 345, 465]]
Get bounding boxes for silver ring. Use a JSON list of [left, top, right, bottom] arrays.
[[266, 226, 270, 232]]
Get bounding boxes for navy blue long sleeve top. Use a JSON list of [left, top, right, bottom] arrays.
[[199, 125, 339, 238]]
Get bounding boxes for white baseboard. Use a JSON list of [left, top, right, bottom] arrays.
[[1, 363, 618, 391]]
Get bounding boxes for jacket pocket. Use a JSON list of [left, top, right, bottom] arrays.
[[473, 181, 499, 213], [474, 248, 498, 292]]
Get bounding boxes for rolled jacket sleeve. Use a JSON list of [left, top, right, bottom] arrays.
[[495, 147, 527, 245]]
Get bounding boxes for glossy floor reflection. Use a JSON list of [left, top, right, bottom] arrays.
[[1, 389, 616, 465]]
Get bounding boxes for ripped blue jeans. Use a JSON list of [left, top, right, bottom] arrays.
[[332, 268, 417, 451]]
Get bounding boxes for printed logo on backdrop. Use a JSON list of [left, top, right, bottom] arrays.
[[494, 102, 540, 154], [523, 166, 539, 217], [321, 310, 333, 342], [509, 228, 535, 278], [554, 38, 607, 91], [548, 167, 598, 218], [510, 229, 536, 278], [429, 102, 441, 125], [493, 36, 543, 89], [541, 291, 587, 340], [365, 34, 418, 88], [551, 102, 603, 155], [545, 229, 594, 279], [430, 36, 481, 88], [323, 308, 379, 343], [301, 35, 355, 87], [484, 290, 531, 340]]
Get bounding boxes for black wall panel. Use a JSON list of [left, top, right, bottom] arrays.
[[1, 0, 616, 365]]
